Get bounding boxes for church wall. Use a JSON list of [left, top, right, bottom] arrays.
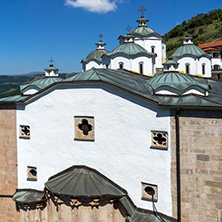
[[134, 37, 165, 69], [0, 107, 20, 222], [85, 60, 103, 71], [131, 56, 153, 75], [177, 56, 211, 77], [16, 84, 173, 216], [171, 110, 222, 222], [109, 55, 131, 70]]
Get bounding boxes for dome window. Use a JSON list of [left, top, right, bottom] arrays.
[[185, 63, 190, 74], [119, 62, 124, 69], [202, 63, 206, 75], [139, 62, 144, 74], [151, 46, 155, 53]]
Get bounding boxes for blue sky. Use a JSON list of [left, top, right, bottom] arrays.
[[0, 0, 221, 75]]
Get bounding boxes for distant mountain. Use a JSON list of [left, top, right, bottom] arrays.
[[165, 9, 222, 56], [0, 72, 77, 98]]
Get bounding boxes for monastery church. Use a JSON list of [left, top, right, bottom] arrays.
[[0, 7, 222, 222]]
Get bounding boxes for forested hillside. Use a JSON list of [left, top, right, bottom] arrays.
[[166, 9, 222, 56]]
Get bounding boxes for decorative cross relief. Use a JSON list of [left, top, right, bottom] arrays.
[[20, 125, 30, 138], [138, 6, 147, 17], [75, 117, 95, 141], [151, 131, 168, 149], [78, 119, 92, 135]]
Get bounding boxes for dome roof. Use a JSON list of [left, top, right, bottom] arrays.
[[129, 26, 155, 37], [82, 49, 109, 63], [147, 72, 208, 94], [106, 42, 154, 57], [20, 77, 62, 91], [172, 44, 210, 58]]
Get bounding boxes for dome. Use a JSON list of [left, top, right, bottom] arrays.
[[172, 44, 210, 58], [106, 42, 154, 57], [82, 49, 109, 63], [129, 26, 155, 37], [147, 72, 209, 95]]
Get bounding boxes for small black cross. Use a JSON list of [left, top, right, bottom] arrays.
[[138, 6, 147, 17], [99, 33, 103, 40], [125, 25, 132, 32], [48, 57, 54, 64]]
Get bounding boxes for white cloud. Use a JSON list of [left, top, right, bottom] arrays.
[[65, 0, 121, 14]]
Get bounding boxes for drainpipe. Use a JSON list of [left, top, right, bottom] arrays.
[[175, 108, 181, 222]]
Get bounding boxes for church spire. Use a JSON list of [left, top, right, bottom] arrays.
[[137, 6, 148, 27]]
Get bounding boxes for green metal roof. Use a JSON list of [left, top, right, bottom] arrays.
[[82, 49, 110, 63], [129, 26, 156, 37], [45, 165, 127, 198], [20, 77, 63, 91], [45, 66, 58, 71], [13, 189, 45, 204], [148, 72, 208, 94], [162, 60, 179, 65], [105, 42, 155, 57], [1, 68, 222, 108], [172, 44, 211, 58]]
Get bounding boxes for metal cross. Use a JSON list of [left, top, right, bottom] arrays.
[[138, 6, 147, 17], [99, 33, 103, 40], [125, 25, 132, 33], [48, 57, 54, 64]]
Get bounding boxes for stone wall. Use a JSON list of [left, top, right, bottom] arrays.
[[18, 199, 126, 222], [171, 110, 222, 222], [0, 107, 19, 222]]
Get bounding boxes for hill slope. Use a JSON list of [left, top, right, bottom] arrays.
[[166, 9, 222, 57]]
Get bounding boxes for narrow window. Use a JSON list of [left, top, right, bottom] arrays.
[[202, 63, 205, 75], [119, 62, 124, 69], [151, 46, 155, 53], [139, 62, 144, 74], [166, 65, 170, 70], [106, 64, 108, 69], [185, 63, 190, 74], [217, 74, 221, 80]]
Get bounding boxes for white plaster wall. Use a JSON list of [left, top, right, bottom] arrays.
[[134, 36, 166, 69], [22, 88, 39, 95], [177, 56, 211, 77], [85, 60, 103, 71], [156, 89, 205, 96], [212, 58, 222, 69], [17, 84, 172, 216], [109, 55, 154, 75]]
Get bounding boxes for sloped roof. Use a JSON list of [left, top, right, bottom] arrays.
[[198, 41, 222, 49], [105, 42, 155, 57], [13, 189, 45, 204], [1, 68, 222, 109], [20, 77, 63, 91], [162, 60, 179, 65], [172, 44, 211, 58], [129, 26, 156, 37], [45, 165, 126, 198]]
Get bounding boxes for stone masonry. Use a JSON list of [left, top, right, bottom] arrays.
[[171, 110, 222, 222], [0, 107, 19, 222]]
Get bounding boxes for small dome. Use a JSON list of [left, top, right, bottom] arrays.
[[172, 44, 210, 58], [106, 42, 154, 57], [147, 72, 209, 95], [82, 49, 109, 63], [129, 26, 155, 37]]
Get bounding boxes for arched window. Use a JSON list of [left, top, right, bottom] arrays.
[[214, 65, 220, 70], [119, 62, 124, 69], [151, 46, 155, 53], [106, 64, 109, 69], [202, 63, 206, 75], [185, 63, 190, 74], [139, 62, 144, 74]]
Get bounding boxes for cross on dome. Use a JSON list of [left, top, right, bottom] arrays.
[[48, 57, 54, 65], [99, 33, 103, 41], [125, 25, 132, 33], [138, 6, 147, 17]]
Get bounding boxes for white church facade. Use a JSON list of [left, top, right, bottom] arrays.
[[0, 7, 221, 222]]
